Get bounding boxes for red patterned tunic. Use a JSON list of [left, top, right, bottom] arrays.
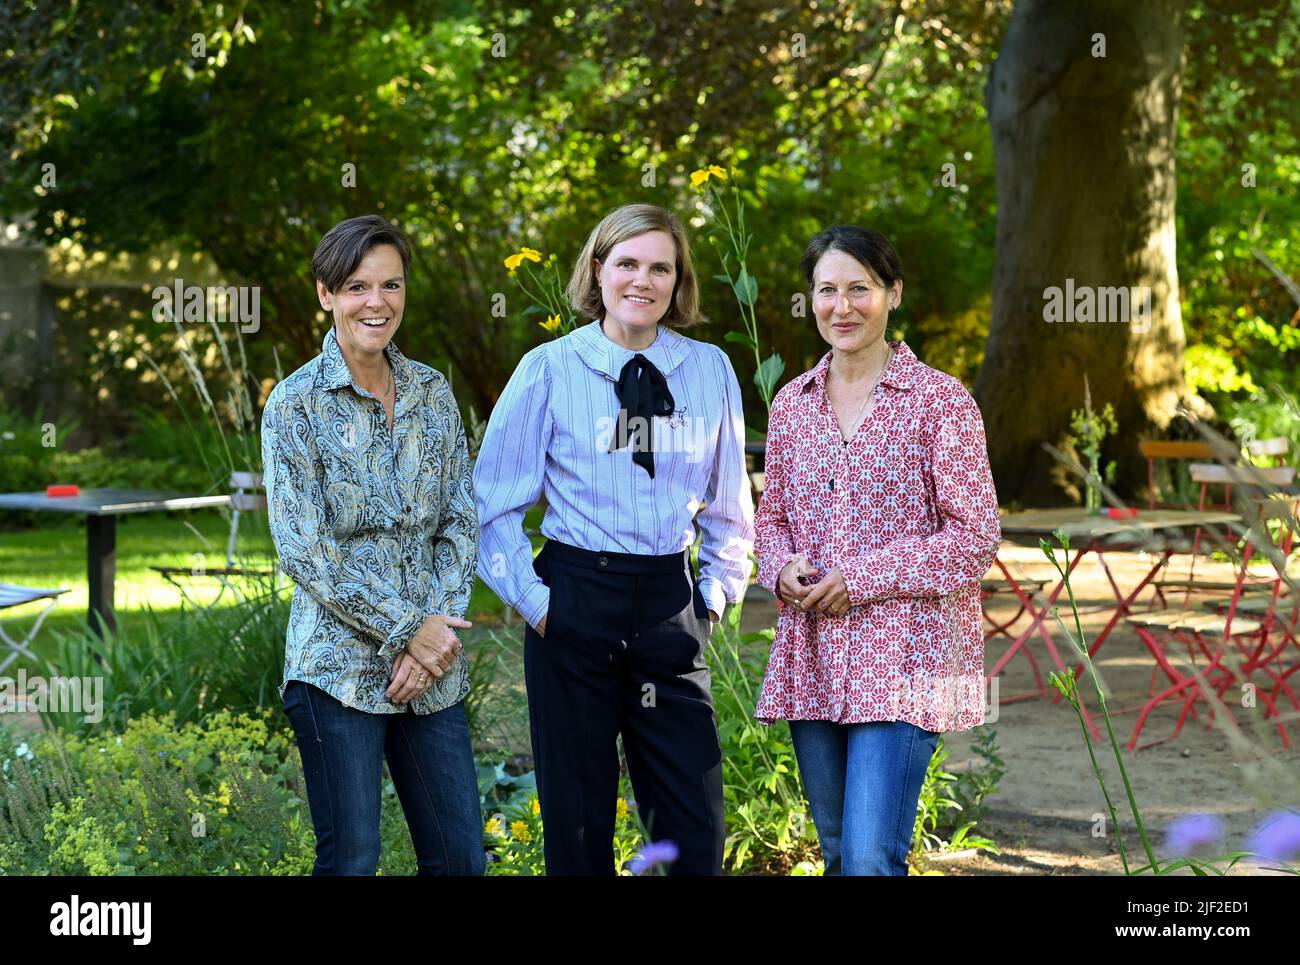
[[753, 341, 1001, 732]]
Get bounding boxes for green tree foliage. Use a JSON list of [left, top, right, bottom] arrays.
[[1, 0, 1296, 442], [0, 0, 1007, 426], [1176, 1, 1300, 411]]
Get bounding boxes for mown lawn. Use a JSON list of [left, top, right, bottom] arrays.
[[0, 508, 534, 673]]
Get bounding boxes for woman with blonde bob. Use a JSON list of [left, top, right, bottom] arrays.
[[474, 203, 755, 875]]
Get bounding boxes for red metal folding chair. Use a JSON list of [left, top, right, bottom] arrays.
[[1150, 463, 1296, 610], [1126, 499, 1298, 750]]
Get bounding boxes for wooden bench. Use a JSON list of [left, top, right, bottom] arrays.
[[1187, 462, 1297, 511], [1128, 607, 1262, 637], [152, 472, 275, 603], [1245, 436, 1291, 467]]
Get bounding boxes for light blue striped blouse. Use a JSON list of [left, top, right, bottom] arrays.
[[473, 320, 755, 628]]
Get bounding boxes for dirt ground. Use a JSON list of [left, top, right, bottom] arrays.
[[737, 546, 1299, 876]]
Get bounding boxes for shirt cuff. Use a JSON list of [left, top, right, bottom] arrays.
[[841, 550, 900, 606], [378, 605, 427, 660], [517, 580, 551, 631], [697, 577, 728, 621], [758, 551, 799, 593]]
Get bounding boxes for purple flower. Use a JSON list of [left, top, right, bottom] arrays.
[[1247, 810, 1300, 863], [1164, 814, 1223, 857], [629, 840, 679, 876]]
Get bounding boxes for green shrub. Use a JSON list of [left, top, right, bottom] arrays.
[[43, 580, 289, 734], [911, 727, 1003, 867], [1222, 384, 1300, 464], [0, 710, 312, 875], [462, 629, 531, 760], [0, 401, 227, 523], [708, 618, 820, 873]]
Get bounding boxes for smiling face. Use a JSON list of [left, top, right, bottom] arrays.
[[317, 243, 406, 361], [811, 247, 902, 355], [593, 230, 677, 345]]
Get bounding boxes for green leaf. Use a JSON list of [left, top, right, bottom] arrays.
[[755, 352, 785, 398], [734, 268, 758, 307], [521, 304, 548, 316], [724, 331, 758, 350]]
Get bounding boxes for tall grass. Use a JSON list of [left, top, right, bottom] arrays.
[[43, 576, 290, 735]]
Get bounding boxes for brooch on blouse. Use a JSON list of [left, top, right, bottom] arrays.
[[665, 407, 689, 430]]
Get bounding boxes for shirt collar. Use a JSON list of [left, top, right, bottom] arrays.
[[798, 339, 920, 394], [316, 327, 430, 401], [569, 319, 691, 381]]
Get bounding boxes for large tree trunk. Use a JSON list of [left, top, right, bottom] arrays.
[[974, 0, 1192, 506]]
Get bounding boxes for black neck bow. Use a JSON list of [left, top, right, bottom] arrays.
[[609, 354, 676, 478]]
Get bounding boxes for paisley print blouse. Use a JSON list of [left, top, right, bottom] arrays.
[[262, 328, 478, 714], [753, 341, 1001, 732]]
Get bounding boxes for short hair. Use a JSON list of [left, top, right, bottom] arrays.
[[311, 215, 412, 293], [566, 203, 706, 328], [800, 225, 904, 291]]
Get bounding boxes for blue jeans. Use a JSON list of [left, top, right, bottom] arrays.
[[282, 680, 485, 876], [789, 719, 940, 876]]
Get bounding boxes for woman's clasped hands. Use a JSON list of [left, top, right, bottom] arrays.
[[777, 555, 852, 618], [385, 613, 472, 704]]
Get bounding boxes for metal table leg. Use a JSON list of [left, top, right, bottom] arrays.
[[87, 514, 117, 637]]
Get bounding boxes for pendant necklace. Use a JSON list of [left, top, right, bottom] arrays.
[[829, 346, 893, 493]]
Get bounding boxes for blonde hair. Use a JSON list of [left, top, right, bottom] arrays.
[[565, 203, 707, 328]]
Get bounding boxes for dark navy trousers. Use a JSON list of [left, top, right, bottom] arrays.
[[524, 539, 725, 876]]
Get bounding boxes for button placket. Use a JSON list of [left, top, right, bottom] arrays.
[[830, 423, 857, 718]]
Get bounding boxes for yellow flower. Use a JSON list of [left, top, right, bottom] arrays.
[[540, 314, 563, 335], [531, 797, 541, 816], [690, 165, 729, 187], [510, 820, 532, 843], [485, 816, 504, 837], [616, 797, 630, 820], [504, 247, 544, 271]]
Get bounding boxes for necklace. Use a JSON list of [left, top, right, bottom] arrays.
[[828, 346, 893, 493], [375, 365, 395, 402], [832, 346, 893, 444]]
